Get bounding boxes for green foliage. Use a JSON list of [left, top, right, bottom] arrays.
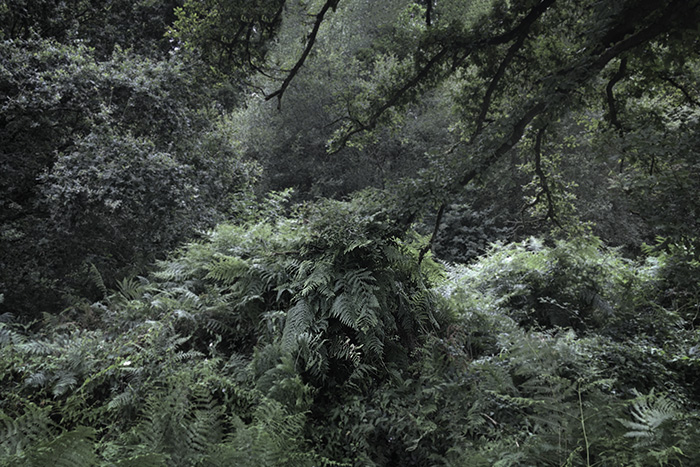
[[171, 0, 285, 78], [621, 389, 679, 448], [0, 37, 258, 317], [153, 190, 447, 382], [0, 0, 181, 58], [3, 194, 700, 464], [2, 1, 700, 466]]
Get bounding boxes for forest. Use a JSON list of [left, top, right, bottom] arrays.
[[1, 0, 699, 465]]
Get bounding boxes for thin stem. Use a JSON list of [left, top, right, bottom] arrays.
[[578, 381, 591, 467]]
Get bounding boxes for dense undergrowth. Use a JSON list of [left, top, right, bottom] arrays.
[[2, 192, 699, 466]]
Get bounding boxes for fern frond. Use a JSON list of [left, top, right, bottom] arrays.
[[205, 255, 250, 285], [114, 276, 150, 302], [153, 260, 193, 282], [205, 398, 313, 466], [111, 453, 169, 467], [52, 370, 78, 397], [25, 426, 97, 467], [362, 332, 384, 358], [282, 300, 314, 352], [356, 306, 379, 333], [87, 263, 108, 298], [18, 340, 57, 356], [0, 404, 53, 457], [107, 388, 137, 412], [25, 372, 48, 388], [127, 375, 227, 464], [204, 317, 226, 335], [330, 337, 362, 367], [330, 293, 356, 328], [0, 324, 21, 347], [299, 261, 333, 297], [165, 287, 202, 310], [411, 290, 441, 331], [620, 389, 679, 447], [344, 239, 373, 254], [174, 350, 205, 362]]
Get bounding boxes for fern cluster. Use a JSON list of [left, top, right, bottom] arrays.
[[2, 193, 700, 465]]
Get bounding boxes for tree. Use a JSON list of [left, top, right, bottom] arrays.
[[0, 0, 182, 58], [0, 38, 257, 317], [184, 0, 699, 253]]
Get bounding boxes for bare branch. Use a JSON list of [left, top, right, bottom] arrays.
[[265, 0, 340, 109], [333, 0, 557, 152], [458, 102, 546, 187], [591, 0, 694, 71], [661, 75, 700, 107], [426, 0, 433, 27], [489, 0, 557, 44], [605, 57, 627, 133], [330, 46, 450, 153], [418, 202, 446, 265], [533, 127, 560, 225], [472, 33, 528, 140]]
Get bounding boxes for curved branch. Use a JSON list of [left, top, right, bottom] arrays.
[[418, 202, 446, 265], [333, 0, 557, 152], [265, 0, 339, 109], [426, 0, 433, 27], [489, 0, 557, 45], [472, 32, 528, 140], [661, 74, 700, 107], [590, 0, 694, 71], [533, 127, 559, 225], [330, 46, 450, 153], [605, 57, 627, 132], [458, 102, 546, 187]]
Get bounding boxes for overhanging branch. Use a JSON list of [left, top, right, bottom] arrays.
[[333, 0, 557, 151], [265, 0, 340, 109], [472, 32, 528, 140], [533, 126, 559, 225], [605, 57, 628, 133]]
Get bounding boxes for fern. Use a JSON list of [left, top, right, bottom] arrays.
[[620, 389, 679, 447], [299, 260, 334, 298], [113, 276, 151, 302], [0, 404, 53, 460], [206, 398, 316, 467], [87, 263, 108, 298], [111, 453, 168, 467], [107, 387, 137, 412], [52, 370, 78, 397], [330, 293, 357, 328], [24, 372, 47, 388], [205, 255, 250, 285], [18, 340, 57, 356], [281, 299, 314, 352], [125, 373, 227, 466], [0, 323, 20, 347], [24, 426, 97, 467]]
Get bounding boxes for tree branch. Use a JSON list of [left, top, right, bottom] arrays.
[[330, 46, 450, 152], [605, 57, 627, 132], [488, 0, 557, 45], [590, 0, 694, 72], [661, 74, 700, 107], [425, 0, 433, 27], [332, 0, 557, 152], [265, 0, 339, 109], [458, 102, 546, 187], [472, 32, 528, 140], [532, 127, 559, 225], [418, 202, 446, 265]]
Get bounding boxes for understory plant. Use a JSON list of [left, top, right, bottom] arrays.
[[1, 195, 699, 466]]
